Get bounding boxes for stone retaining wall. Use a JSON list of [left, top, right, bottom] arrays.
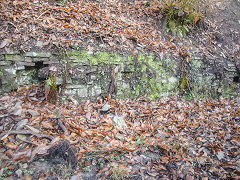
[[0, 50, 239, 101]]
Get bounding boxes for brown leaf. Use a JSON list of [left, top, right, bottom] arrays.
[[6, 149, 14, 158], [13, 148, 32, 161], [5, 142, 18, 149], [42, 121, 54, 129]]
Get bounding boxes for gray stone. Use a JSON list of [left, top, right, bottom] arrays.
[[0, 51, 20, 55], [0, 61, 11, 66], [56, 77, 63, 85], [25, 52, 51, 58], [91, 75, 97, 80], [13, 64, 25, 70], [122, 82, 130, 89], [0, 55, 5, 60], [113, 116, 127, 129], [13, 55, 22, 62], [16, 62, 35, 66], [100, 104, 111, 112], [169, 76, 178, 83], [5, 54, 14, 61], [77, 87, 88, 97], [87, 80, 93, 85], [91, 86, 101, 96], [17, 69, 38, 85], [3, 67, 17, 75], [65, 89, 78, 96], [67, 84, 85, 89], [4, 67, 17, 75], [86, 66, 98, 73], [24, 57, 33, 62], [36, 41, 43, 47]]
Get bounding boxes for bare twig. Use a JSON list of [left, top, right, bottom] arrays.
[[57, 117, 69, 135], [0, 130, 54, 141], [57, 110, 69, 135], [36, 10, 49, 20]]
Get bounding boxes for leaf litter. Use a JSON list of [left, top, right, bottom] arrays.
[[0, 0, 176, 53], [0, 85, 239, 179]]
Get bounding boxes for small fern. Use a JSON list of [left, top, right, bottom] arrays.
[[156, 0, 202, 36]]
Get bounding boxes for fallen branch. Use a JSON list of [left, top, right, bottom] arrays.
[[0, 130, 55, 141], [56, 110, 69, 135], [57, 117, 69, 136]]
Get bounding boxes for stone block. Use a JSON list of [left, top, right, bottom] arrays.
[[1, 51, 20, 55], [5, 55, 23, 61], [91, 75, 97, 80], [64, 88, 78, 95], [122, 82, 130, 89], [0, 55, 4, 61], [5, 54, 14, 61], [91, 86, 102, 97], [66, 84, 84, 89], [25, 52, 51, 58], [0, 61, 11, 66], [32, 57, 50, 62], [4, 68, 17, 76], [16, 62, 35, 66], [86, 66, 98, 74], [24, 57, 33, 62], [14, 65, 25, 70], [77, 87, 88, 97]]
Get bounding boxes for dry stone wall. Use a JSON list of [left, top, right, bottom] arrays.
[[0, 50, 239, 102]]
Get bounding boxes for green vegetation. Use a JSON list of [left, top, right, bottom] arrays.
[[45, 73, 58, 104], [110, 165, 129, 180], [156, 0, 203, 36], [56, 0, 67, 6]]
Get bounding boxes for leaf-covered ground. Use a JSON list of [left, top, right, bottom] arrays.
[[0, 0, 170, 53], [0, 0, 240, 179], [0, 85, 239, 179]]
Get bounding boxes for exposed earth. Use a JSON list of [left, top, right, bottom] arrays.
[[0, 0, 240, 180]]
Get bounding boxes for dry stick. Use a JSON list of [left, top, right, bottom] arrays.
[[57, 111, 69, 136], [57, 117, 69, 136], [0, 130, 54, 141]]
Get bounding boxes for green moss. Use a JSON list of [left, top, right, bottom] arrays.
[[141, 64, 147, 72], [92, 52, 122, 65], [141, 73, 148, 82], [138, 54, 146, 63], [127, 56, 135, 63], [66, 50, 90, 63], [66, 51, 125, 65], [180, 74, 188, 91], [5, 54, 14, 61], [219, 81, 238, 97], [149, 79, 160, 99]]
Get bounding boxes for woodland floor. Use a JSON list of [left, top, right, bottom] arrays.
[[0, 86, 239, 180], [0, 0, 240, 180]]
